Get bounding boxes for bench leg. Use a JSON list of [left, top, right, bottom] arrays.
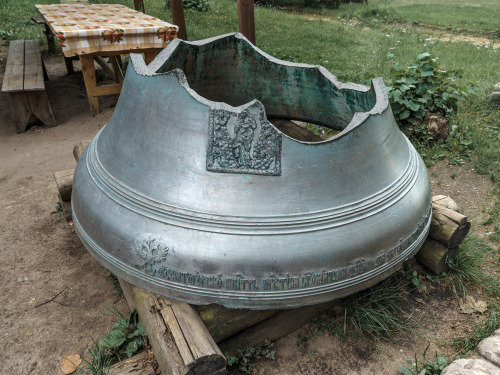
[[7, 92, 32, 133], [80, 54, 100, 116], [27, 91, 56, 128]]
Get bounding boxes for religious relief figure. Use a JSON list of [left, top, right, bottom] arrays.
[[231, 113, 257, 167], [207, 104, 282, 175]]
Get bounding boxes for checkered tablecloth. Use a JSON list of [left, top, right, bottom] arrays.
[[36, 4, 178, 57]]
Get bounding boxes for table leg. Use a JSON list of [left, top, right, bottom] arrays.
[[144, 50, 157, 65], [80, 54, 99, 116]]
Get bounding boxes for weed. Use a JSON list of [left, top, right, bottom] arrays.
[[106, 274, 124, 303], [80, 338, 112, 375], [446, 236, 500, 297], [452, 308, 500, 357], [51, 202, 64, 219], [368, 52, 475, 129], [80, 308, 146, 374], [225, 339, 276, 374], [398, 344, 447, 375]]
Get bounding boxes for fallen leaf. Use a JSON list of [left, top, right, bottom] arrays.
[[459, 296, 488, 314], [415, 297, 425, 304], [61, 354, 82, 374]]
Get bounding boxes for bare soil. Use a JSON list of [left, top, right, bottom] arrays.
[[0, 41, 496, 375]]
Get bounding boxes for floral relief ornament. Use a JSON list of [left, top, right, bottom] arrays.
[[133, 234, 169, 275]]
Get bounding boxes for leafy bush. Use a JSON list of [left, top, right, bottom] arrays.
[[183, 0, 210, 12], [368, 52, 474, 129]]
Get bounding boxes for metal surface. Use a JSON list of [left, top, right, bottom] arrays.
[[72, 33, 432, 309]]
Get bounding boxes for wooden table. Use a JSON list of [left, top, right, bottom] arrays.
[[36, 3, 178, 115]]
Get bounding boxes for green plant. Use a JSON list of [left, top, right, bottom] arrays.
[[182, 0, 209, 12], [305, 123, 339, 139], [51, 202, 64, 218], [99, 308, 146, 359], [446, 236, 500, 297], [80, 338, 112, 375], [453, 309, 500, 357], [81, 308, 146, 374], [398, 344, 447, 375], [370, 52, 474, 129], [225, 339, 276, 374]]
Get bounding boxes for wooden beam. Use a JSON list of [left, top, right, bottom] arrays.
[[119, 280, 226, 375], [54, 169, 74, 201], [237, 0, 256, 45], [170, 0, 188, 40]]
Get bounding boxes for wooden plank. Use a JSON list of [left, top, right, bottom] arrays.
[[170, 301, 222, 360], [23, 40, 45, 91], [27, 90, 56, 127], [93, 83, 122, 97], [7, 92, 31, 133], [2, 40, 25, 92], [220, 299, 339, 354], [156, 300, 195, 366], [195, 304, 277, 343], [109, 56, 124, 83], [416, 238, 458, 274], [119, 280, 226, 375], [108, 352, 156, 375], [73, 141, 90, 162], [80, 54, 100, 115], [54, 170, 74, 201], [94, 56, 117, 80], [119, 280, 197, 375]]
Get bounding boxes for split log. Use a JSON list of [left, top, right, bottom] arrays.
[[432, 195, 459, 212], [268, 118, 323, 142], [415, 238, 458, 275], [219, 299, 339, 354], [429, 203, 470, 249], [108, 351, 157, 375], [196, 305, 278, 343], [73, 140, 90, 162], [53, 169, 74, 201], [119, 279, 226, 375]]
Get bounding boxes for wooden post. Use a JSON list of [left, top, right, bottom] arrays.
[[237, 0, 256, 45], [170, 0, 188, 40]]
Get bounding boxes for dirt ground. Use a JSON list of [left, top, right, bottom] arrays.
[[0, 41, 497, 375]]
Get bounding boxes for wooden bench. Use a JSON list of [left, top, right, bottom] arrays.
[[2, 40, 56, 133]]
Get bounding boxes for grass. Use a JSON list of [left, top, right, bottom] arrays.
[[1, 0, 499, 362], [453, 309, 500, 358]]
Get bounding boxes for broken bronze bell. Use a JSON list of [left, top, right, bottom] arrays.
[[72, 33, 432, 309]]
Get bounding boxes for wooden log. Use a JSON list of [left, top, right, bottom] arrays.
[[432, 195, 459, 212], [429, 203, 470, 248], [119, 279, 226, 375], [416, 238, 458, 274], [195, 304, 278, 343], [73, 140, 90, 162], [108, 351, 157, 375], [53, 169, 74, 201], [219, 299, 339, 354], [268, 118, 323, 142]]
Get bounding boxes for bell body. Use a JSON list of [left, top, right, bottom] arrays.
[[72, 33, 432, 309]]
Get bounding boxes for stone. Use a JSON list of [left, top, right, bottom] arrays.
[[478, 332, 500, 366], [424, 112, 449, 140], [490, 92, 500, 105], [492, 83, 500, 91], [441, 359, 500, 375]]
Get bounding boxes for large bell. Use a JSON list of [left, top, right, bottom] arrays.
[[72, 33, 432, 309]]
